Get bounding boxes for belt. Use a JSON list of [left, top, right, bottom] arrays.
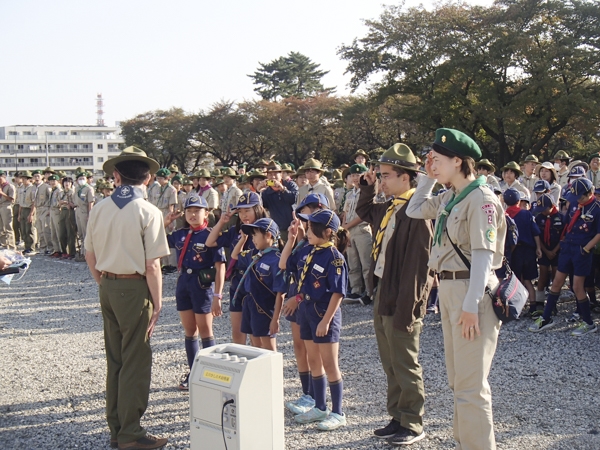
[[439, 270, 470, 280], [182, 267, 202, 275], [101, 271, 145, 280]]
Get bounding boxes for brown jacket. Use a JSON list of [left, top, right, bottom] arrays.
[[356, 182, 433, 332]]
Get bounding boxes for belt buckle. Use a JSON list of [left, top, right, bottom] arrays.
[[186, 268, 192, 274], [306, 295, 311, 300]]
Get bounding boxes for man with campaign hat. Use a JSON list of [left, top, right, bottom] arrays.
[[219, 167, 243, 225], [553, 150, 571, 186], [342, 164, 373, 305], [356, 143, 433, 445], [31, 170, 53, 255], [47, 174, 64, 257], [352, 149, 369, 166], [261, 161, 298, 242], [73, 170, 95, 261], [149, 168, 178, 273], [85, 145, 169, 450], [520, 154, 539, 198], [12, 171, 24, 246], [19, 171, 37, 254], [297, 158, 335, 210], [0, 170, 16, 250]]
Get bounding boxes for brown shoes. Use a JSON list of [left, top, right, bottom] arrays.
[[118, 434, 168, 450]]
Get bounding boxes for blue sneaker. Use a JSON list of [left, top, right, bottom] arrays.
[[295, 406, 329, 424], [317, 412, 347, 431], [285, 394, 315, 415]]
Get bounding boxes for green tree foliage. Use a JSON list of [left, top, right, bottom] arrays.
[[339, 0, 600, 164], [249, 51, 335, 101]]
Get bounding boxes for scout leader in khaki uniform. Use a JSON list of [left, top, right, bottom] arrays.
[[406, 129, 506, 450], [220, 167, 243, 214], [84, 146, 169, 450], [58, 177, 77, 259], [519, 154, 539, 197], [355, 145, 433, 445], [13, 172, 24, 245], [31, 170, 53, 254], [297, 158, 336, 209], [150, 168, 178, 271], [19, 171, 37, 254], [0, 170, 16, 249], [73, 171, 95, 260], [47, 175, 63, 257], [190, 169, 219, 222]]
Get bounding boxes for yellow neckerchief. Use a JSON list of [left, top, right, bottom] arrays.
[[297, 241, 334, 293], [371, 188, 415, 261]]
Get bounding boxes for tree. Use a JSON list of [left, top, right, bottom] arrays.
[[249, 51, 335, 101], [339, 0, 600, 165]]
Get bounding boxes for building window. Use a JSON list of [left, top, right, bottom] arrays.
[[83, 158, 91, 162], [30, 158, 39, 163], [17, 145, 24, 150], [59, 131, 68, 135], [97, 144, 103, 149], [83, 144, 89, 149], [97, 157, 104, 163], [4, 159, 10, 163], [56, 144, 64, 149], [18, 158, 24, 163], [8, 131, 17, 136], [46, 131, 55, 136]]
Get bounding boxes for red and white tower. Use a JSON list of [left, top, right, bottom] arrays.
[[96, 93, 105, 126]]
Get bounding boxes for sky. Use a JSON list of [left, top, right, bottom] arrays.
[[1, 0, 493, 127]]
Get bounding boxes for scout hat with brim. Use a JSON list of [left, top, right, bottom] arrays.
[[281, 163, 295, 173], [241, 218, 279, 237], [535, 161, 558, 182], [104, 181, 115, 190], [294, 167, 306, 177], [96, 179, 106, 189], [298, 209, 341, 233], [331, 169, 343, 180], [102, 146, 160, 177], [20, 170, 33, 179], [500, 161, 523, 177], [554, 150, 570, 161], [567, 160, 589, 174], [192, 168, 212, 179], [182, 177, 193, 186], [432, 128, 482, 160], [57, 171, 68, 179], [221, 167, 239, 178], [168, 164, 179, 174], [213, 177, 224, 187], [245, 169, 267, 181], [266, 162, 282, 172], [303, 158, 325, 172], [352, 149, 369, 160], [476, 158, 496, 172], [521, 154, 539, 165], [379, 143, 425, 174], [43, 166, 55, 174]]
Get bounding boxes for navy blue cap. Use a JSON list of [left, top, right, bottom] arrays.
[[298, 209, 341, 232], [295, 193, 330, 213], [568, 166, 585, 178], [503, 188, 520, 206], [233, 192, 261, 209], [533, 180, 551, 193], [519, 191, 530, 202], [570, 178, 593, 197], [241, 218, 279, 238], [184, 195, 208, 209], [532, 194, 556, 214]]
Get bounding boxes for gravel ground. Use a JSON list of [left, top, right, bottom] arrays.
[[1, 257, 600, 450]]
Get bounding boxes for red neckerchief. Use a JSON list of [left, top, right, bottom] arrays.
[[197, 184, 211, 194], [562, 196, 595, 239], [506, 205, 521, 219], [544, 207, 559, 245], [178, 220, 208, 270]]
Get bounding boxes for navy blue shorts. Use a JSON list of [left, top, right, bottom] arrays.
[[240, 293, 275, 337], [228, 272, 244, 313], [299, 301, 341, 344], [176, 273, 212, 314], [538, 252, 559, 267], [558, 242, 594, 277], [511, 245, 538, 281]]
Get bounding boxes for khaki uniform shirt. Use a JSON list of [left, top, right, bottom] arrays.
[[499, 179, 530, 199], [221, 184, 243, 213], [59, 187, 74, 209], [297, 180, 335, 211], [73, 184, 95, 209], [415, 185, 506, 273], [557, 168, 569, 187], [519, 174, 537, 194], [150, 183, 177, 212], [201, 187, 220, 210], [0, 182, 15, 207], [343, 187, 366, 225], [33, 182, 51, 208], [50, 187, 63, 210], [84, 187, 169, 275], [22, 184, 36, 208], [15, 184, 25, 206], [586, 170, 600, 189]]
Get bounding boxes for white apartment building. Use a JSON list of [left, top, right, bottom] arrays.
[[0, 124, 124, 176]]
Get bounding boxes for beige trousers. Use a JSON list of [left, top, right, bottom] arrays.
[[0, 205, 15, 249], [439, 278, 500, 450], [34, 206, 52, 252], [346, 224, 373, 295], [75, 207, 89, 255], [49, 208, 62, 253]]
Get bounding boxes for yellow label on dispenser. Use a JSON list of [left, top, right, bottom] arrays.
[[203, 370, 232, 385]]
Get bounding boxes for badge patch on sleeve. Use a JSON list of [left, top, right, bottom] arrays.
[[486, 228, 496, 243], [481, 204, 495, 224], [331, 258, 344, 267]]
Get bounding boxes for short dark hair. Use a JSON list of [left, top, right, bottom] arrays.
[[432, 146, 476, 178], [62, 177, 73, 187], [114, 160, 150, 185], [391, 166, 418, 188]]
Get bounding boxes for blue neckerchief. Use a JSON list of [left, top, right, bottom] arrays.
[[111, 185, 144, 209], [232, 246, 277, 306]]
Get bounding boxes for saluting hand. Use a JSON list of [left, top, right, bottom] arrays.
[[363, 166, 377, 186], [425, 151, 436, 179], [288, 212, 301, 239], [220, 206, 234, 224]]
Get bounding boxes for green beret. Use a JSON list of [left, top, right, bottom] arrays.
[[588, 152, 600, 163], [0, 170, 6, 177], [349, 164, 368, 174], [433, 128, 482, 160], [182, 177, 193, 186], [31, 170, 42, 176], [76, 172, 87, 179], [213, 177, 225, 186], [156, 168, 171, 178], [171, 175, 183, 184]]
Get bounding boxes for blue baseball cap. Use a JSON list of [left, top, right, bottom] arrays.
[[567, 178, 594, 205], [568, 166, 585, 178], [233, 192, 261, 209], [533, 180, 551, 193], [532, 194, 555, 214], [298, 209, 341, 232], [241, 218, 279, 238], [184, 195, 208, 209], [295, 193, 330, 213], [519, 191, 530, 202], [503, 188, 520, 206]]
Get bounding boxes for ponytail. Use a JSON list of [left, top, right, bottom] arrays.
[[335, 228, 350, 254]]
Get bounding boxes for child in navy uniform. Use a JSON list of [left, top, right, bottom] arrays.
[[503, 188, 542, 311], [529, 178, 600, 335], [281, 209, 349, 431], [164, 195, 226, 390], [232, 218, 286, 351], [532, 194, 565, 316], [206, 192, 267, 345]]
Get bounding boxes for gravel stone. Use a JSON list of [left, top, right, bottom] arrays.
[[1, 258, 599, 449]]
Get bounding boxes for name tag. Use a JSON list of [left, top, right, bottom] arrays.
[[313, 264, 324, 273], [196, 243, 205, 248], [260, 263, 270, 270]]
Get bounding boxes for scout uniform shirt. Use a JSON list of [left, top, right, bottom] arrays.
[[15, 183, 25, 207], [562, 199, 600, 246], [167, 228, 226, 270], [34, 181, 51, 209], [73, 183, 95, 210], [146, 180, 160, 203], [557, 168, 570, 187], [0, 181, 15, 207], [343, 187, 367, 227], [520, 173, 538, 196], [49, 185, 63, 210], [499, 179, 530, 198], [22, 184, 36, 208], [535, 211, 565, 252], [586, 169, 600, 189], [297, 180, 335, 211], [151, 182, 177, 214], [237, 247, 286, 308], [198, 186, 219, 210], [220, 184, 243, 213]]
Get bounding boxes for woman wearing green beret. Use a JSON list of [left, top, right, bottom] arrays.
[[407, 128, 506, 450]]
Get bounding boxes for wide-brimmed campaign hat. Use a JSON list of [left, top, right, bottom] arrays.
[[379, 143, 425, 174], [102, 146, 159, 176], [500, 161, 523, 177]]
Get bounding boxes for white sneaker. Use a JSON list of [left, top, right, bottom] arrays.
[[295, 406, 329, 424], [285, 394, 315, 415], [317, 412, 346, 431]]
